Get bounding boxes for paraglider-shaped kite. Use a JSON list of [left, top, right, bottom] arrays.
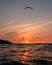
[[24, 6, 33, 11]]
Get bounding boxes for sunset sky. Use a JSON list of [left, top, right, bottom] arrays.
[[0, 0, 52, 43]]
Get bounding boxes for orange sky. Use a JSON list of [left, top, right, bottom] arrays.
[[0, 20, 52, 43]]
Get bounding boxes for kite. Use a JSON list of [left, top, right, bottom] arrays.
[[24, 6, 33, 11]]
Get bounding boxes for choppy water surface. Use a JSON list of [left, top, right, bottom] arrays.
[[0, 44, 52, 65]]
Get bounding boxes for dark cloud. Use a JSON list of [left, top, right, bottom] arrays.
[[3, 32, 18, 38]]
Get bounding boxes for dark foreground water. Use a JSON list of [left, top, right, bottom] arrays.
[[0, 44, 52, 65]]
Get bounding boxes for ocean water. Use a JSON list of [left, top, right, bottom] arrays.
[[0, 44, 52, 65]]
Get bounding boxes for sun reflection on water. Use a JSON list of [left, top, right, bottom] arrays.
[[0, 44, 52, 65]]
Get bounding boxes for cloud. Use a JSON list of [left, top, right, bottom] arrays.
[[7, 20, 16, 24], [4, 32, 17, 35], [17, 20, 52, 34], [0, 20, 52, 35], [1, 32, 18, 41]]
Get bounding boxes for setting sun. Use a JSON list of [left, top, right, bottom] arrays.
[[25, 40, 29, 43]]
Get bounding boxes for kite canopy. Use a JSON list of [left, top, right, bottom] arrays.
[[24, 6, 33, 11]]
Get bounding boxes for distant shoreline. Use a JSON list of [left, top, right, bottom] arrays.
[[14, 43, 52, 45]]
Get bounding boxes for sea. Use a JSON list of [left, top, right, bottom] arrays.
[[0, 43, 52, 65]]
